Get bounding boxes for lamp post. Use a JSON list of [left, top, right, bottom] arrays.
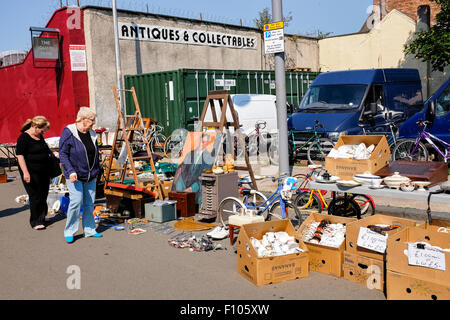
[[272, 0, 290, 176]]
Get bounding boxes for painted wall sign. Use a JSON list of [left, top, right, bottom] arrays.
[[119, 22, 257, 50], [69, 45, 87, 71]]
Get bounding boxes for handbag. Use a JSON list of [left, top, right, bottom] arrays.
[[48, 153, 62, 178]]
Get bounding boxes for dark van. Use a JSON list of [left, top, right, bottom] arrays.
[[398, 77, 450, 144], [288, 68, 423, 157]]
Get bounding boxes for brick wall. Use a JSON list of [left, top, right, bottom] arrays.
[[373, 0, 441, 25]]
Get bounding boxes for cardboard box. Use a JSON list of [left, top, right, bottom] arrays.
[[386, 270, 450, 300], [325, 135, 390, 180], [0, 167, 7, 183], [417, 219, 450, 233], [160, 180, 173, 198], [236, 219, 309, 286], [386, 226, 450, 285], [346, 214, 416, 261], [343, 251, 385, 292], [296, 213, 357, 277]]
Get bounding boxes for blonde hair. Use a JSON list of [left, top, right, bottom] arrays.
[[76, 107, 96, 122], [20, 116, 50, 133]]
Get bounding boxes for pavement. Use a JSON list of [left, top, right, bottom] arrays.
[[0, 157, 449, 302]]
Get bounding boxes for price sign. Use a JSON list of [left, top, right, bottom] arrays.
[[357, 227, 388, 253], [408, 242, 446, 271]]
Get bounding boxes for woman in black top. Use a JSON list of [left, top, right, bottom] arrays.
[[16, 116, 55, 230]]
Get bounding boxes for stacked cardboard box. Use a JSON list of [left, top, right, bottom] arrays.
[[343, 214, 417, 292], [236, 219, 309, 286], [386, 226, 450, 300], [296, 213, 357, 277]]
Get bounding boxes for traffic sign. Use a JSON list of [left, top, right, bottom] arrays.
[[263, 21, 284, 31], [264, 28, 284, 54]]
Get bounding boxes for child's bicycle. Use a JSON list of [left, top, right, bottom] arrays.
[[293, 165, 374, 219], [217, 175, 302, 229]]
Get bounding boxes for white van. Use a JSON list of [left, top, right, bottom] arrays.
[[205, 94, 278, 137]]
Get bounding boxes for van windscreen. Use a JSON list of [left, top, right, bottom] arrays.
[[299, 85, 367, 111]]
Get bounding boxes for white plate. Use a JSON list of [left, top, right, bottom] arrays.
[[315, 175, 339, 184], [337, 180, 361, 187]]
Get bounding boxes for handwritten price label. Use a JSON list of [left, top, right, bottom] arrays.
[[357, 227, 388, 253], [408, 243, 446, 271]]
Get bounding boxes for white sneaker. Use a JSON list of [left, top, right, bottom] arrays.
[[207, 226, 229, 240]]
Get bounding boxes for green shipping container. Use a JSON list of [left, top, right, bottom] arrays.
[[124, 69, 318, 136]]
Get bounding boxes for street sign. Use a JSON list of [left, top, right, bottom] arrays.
[[264, 28, 284, 54], [264, 21, 284, 31]]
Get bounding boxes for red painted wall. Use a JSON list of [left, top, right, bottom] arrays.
[[0, 7, 89, 143]]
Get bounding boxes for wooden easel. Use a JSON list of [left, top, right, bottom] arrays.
[[198, 90, 258, 190], [103, 86, 163, 200]]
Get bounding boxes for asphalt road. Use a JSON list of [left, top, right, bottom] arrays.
[[0, 168, 391, 302]]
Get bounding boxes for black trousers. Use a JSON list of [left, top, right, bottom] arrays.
[[20, 170, 50, 228]]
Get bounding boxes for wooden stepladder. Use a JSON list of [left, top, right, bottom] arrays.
[[104, 86, 163, 200], [198, 90, 258, 190]]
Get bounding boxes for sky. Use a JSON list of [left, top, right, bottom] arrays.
[[0, 0, 374, 52]]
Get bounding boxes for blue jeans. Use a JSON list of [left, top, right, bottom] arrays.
[[64, 178, 97, 237]]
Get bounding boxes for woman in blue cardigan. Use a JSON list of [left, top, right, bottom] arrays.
[[59, 107, 102, 243]]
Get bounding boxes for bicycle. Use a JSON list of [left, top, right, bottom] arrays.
[[289, 120, 335, 165], [164, 128, 188, 159], [146, 124, 167, 154], [217, 176, 302, 229], [358, 112, 401, 152], [392, 119, 450, 162], [221, 120, 276, 164], [294, 186, 363, 220], [293, 165, 374, 219]]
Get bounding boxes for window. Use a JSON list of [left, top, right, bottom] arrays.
[[385, 84, 423, 112], [436, 83, 450, 117]]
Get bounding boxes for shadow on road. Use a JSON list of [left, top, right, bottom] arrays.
[[0, 205, 29, 218]]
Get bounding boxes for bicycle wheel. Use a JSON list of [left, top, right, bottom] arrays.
[[217, 197, 246, 227], [351, 194, 375, 217], [150, 133, 167, 154], [392, 139, 428, 161], [164, 134, 185, 159], [268, 140, 278, 165], [307, 138, 335, 165], [294, 191, 322, 211], [242, 191, 268, 209], [294, 191, 323, 222], [327, 197, 361, 218], [293, 173, 313, 190], [267, 200, 302, 228]]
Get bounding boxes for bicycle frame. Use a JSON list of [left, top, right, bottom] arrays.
[[412, 130, 450, 161], [290, 129, 319, 153], [243, 184, 288, 218], [361, 123, 397, 147]]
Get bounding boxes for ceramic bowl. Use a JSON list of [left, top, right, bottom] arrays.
[[400, 182, 415, 192], [383, 171, 410, 190], [353, 172, 382, 186], [414, 181, 431, 191]]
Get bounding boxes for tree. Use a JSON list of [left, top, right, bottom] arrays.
[[404, 0, 450, 72], [253, 7, 293, 30]]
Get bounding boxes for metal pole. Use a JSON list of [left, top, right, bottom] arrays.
[[112, 0, 125, 116], [272, 0, 290, 176]]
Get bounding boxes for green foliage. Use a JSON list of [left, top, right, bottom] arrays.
[[253, 7, 293, 31], [404, 0, 450, 72]]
